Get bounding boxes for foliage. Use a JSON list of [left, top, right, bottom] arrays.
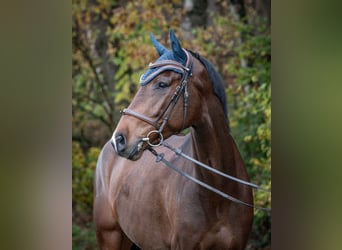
[[72, 141, 100, 224], [106, 0, 184, 111], [72, 223, 97, 250], [227, 18, 271, 249]]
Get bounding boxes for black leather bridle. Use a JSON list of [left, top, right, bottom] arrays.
[[121, 49, 193, 146]]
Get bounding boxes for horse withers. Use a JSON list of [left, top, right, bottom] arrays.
[[94, 30, 253, 249]]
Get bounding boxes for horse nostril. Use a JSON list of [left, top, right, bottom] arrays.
[[115, 134, 126, 153]]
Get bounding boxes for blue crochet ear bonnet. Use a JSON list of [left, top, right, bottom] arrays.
[[140, 30, 190, 86]]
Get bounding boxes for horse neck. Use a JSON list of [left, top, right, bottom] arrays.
[[190, 97, 239, 198]]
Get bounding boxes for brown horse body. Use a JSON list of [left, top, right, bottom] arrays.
[[94, 31, 253, 249]]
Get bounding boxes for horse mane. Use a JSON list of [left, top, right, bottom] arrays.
[[188, 50, 229, 126]]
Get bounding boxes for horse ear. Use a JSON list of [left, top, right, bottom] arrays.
[[170, 30, 186, 64], [150, 32, 168, 56]]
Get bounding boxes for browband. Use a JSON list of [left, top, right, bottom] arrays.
[[139, 49, 192, 86]]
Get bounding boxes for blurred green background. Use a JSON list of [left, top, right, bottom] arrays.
[[72, 0, 271, 249]]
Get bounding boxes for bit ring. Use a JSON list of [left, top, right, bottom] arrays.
[[142, 130, 164, 147]]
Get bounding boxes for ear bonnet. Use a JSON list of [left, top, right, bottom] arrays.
[[140, 30, 192, 85]]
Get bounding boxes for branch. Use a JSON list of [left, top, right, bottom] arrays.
[[74, 103, 113, 131], [73, 18, 115, 125]]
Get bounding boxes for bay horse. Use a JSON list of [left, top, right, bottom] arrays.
[[94, 30, 253, 249]]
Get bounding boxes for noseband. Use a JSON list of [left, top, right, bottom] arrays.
[[121, 50, 193, 146]]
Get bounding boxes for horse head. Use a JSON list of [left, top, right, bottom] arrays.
[[112, 30, 209, 160]]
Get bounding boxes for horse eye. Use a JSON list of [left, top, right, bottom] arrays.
[[157, 81, 169, 88]]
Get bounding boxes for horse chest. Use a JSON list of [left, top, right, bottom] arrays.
[[117, 179, 230, 246]]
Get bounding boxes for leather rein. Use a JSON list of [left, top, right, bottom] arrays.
[[120, 51, 271, 212], [148, 143, 271, 212]]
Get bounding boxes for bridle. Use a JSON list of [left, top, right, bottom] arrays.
[[119, 50, 271, 212], [121, 49, 193, 146]]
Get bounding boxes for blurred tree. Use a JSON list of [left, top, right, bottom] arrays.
[[185, 0, 208, 27], [73, 0, 120, 149]]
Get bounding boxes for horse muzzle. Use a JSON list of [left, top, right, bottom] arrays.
[[111, 133, 147, 161]]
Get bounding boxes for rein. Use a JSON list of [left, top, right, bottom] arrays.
[[161, 141, 271, 193], [148, 145, 271, 212]]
